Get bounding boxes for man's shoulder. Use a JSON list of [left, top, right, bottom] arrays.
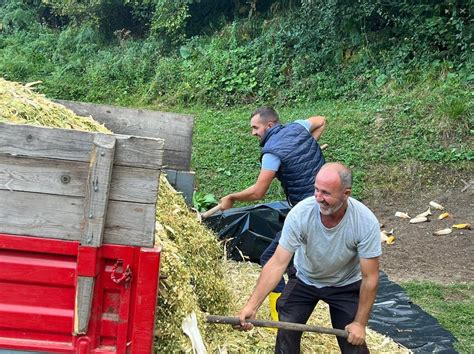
[[348, 197, 379, 225], [290, 196, 317, 214]]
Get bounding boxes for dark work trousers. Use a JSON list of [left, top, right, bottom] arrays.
[[275, 268, 370, 354], [260, 231, 285, 292]]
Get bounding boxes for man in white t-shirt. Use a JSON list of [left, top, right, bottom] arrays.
[[237, 162, 381, 353], [219, 107, 326, 321]]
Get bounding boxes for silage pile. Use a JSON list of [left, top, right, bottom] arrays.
[[1, 78, 409, 353], [0, 78, 109, 132]]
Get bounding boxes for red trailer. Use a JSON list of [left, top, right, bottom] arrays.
[[0, 122, 166, 353]]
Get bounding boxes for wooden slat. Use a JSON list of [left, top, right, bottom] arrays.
[[81, 134, 115, 247], [0, 155, 160, 203], [104, 200, 156, 247], [0, 123, 164, 169], [0, 190, 156, 247], [57, 99, 193, 171], [109, 166, 160, 204], [74, 276, 94, 334]]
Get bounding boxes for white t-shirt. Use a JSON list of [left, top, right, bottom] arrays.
[[261, 119, 311, 171], [279, 196, 382, 288]]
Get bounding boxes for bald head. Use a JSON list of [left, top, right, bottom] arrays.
[[314, 162, 352, 217], [317, 162, 352, 190]]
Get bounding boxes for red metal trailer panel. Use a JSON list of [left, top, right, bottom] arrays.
[[0, 234, 160, 353]]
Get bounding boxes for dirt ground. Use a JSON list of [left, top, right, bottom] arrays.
[[366, 178, 474, 284]]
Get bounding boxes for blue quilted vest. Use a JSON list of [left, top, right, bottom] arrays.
[[260, 123, 325, 206]]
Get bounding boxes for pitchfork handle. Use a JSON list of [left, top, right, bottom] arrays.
[[206, 315, 348, 338]]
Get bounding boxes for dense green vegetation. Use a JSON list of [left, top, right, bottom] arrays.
[[0, 0, 472, 107], [0, 1, 472, 352]]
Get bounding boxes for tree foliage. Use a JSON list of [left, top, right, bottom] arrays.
[[0, 0, 471, 106]]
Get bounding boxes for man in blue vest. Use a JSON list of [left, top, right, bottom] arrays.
[[219, 106, 326, 321]]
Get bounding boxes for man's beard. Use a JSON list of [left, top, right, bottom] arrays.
[[319, 199, 345, 216]]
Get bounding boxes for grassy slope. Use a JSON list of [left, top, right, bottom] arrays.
[[189, 78, 472, 202]]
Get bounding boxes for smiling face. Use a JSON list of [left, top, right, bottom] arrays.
[[314, 167, 351, 216], [250, 114, 274, 140]]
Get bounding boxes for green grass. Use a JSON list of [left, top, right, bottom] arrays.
[[401, 282, 474, 353], [182, 73, 472, 204]]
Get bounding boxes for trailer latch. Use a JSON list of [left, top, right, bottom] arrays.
[[111, 260, 132, 287]]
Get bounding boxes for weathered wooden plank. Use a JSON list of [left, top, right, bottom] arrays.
[[0, 191, 84, 240], [0, 155, 160, 203], [0, 154, 88, 196], [0, 190, 156, 247], [74, 276, 94, 334], [57, 99, 193, 171], [104, 200, 156, 247], [109, 166, 160, 204], [0, 123, 164, 169], [81, 134, 115, 247]]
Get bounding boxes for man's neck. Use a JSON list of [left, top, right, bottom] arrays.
[[320, 203, 348, 228]]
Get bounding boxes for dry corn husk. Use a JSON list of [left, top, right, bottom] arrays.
[[429, 201, 445, 210], [1, 78, 409, 353], [395, 211, 410, 219], [415, 208, 431, 218], [438, 212, 450, 220], [452, 223, 472, 230], [433, 228, 453, 236], [380, 230, 395, 244], [409, 216, 429, 224]]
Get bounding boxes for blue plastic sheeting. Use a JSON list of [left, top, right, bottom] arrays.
[[205, 202, 458, 353]]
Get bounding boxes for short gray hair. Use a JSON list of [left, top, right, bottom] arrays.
[[338, 168, 352, 189]]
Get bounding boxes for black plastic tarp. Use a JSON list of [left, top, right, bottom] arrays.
[[205, 203, 458, 353]]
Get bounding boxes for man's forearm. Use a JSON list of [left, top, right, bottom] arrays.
[[354, 273, 379, 325], [245, 257, 287, 311], [228, 185, 265, 203]]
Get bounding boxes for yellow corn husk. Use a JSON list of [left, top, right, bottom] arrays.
[[452, 223, 472, 230], [438, 212, 449, 220], [386, 235, 396, 245], [433, 228, 453, 236]]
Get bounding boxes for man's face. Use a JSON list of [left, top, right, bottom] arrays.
[[314, 170, 350, 216], [250, 114, 273, 140]]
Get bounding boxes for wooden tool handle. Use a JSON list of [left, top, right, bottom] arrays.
[[201, 204, 222, 219], [206, 315, 348, 338]]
